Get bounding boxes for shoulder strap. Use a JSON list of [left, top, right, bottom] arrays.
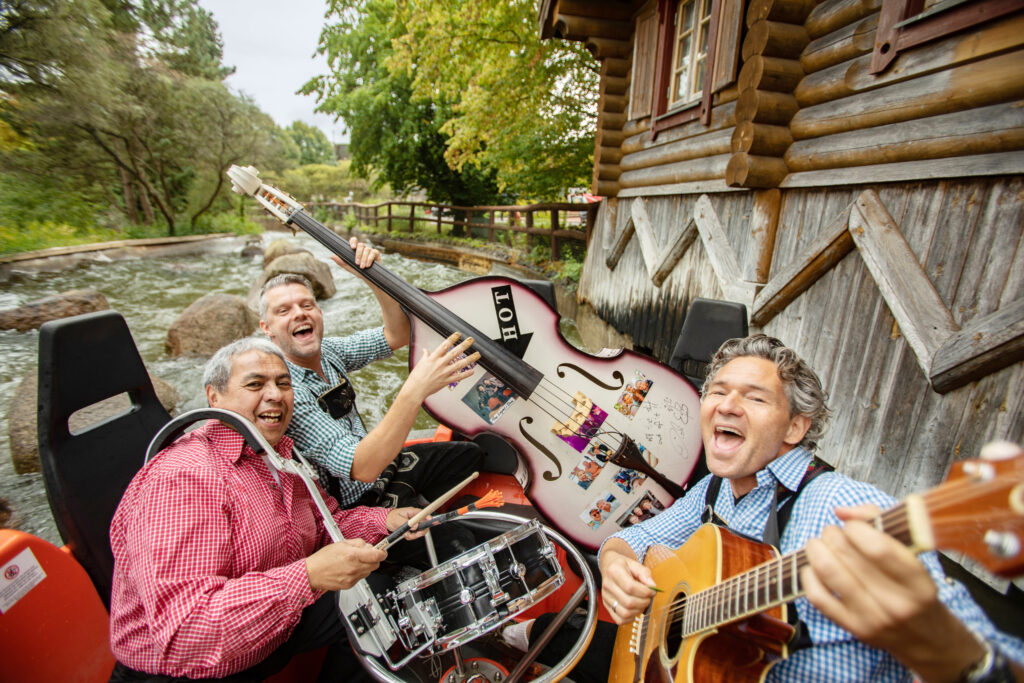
[[764, 458, 834, 548], [701, 475, 726, 525]]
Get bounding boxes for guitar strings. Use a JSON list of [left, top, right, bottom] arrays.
[[645, 476, 1001, 634]]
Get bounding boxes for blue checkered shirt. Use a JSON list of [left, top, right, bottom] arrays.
[[283, 327, 393, 507], [605, 446, 1024, 681]]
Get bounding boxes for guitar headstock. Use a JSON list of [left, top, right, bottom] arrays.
[[922, 441, 1024, 577], [227, 164, 303, 226]]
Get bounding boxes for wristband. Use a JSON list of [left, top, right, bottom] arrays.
[[959, 639, 1014, 683]]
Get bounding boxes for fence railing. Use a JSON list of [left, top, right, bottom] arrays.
[[306, 200, 598, 258]]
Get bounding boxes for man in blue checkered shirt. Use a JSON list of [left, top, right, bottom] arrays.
[[596, 335, 1024, 682], [258, 237, 483, 563]]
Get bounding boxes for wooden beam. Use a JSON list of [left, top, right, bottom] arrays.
[[849, 190, 958, 376], [735, 88, 799, 125], [738, 55, 805, 93], [751, 206, 854, 326], [631, 197, 662, 280], [750, 189, 781, 284], [605, 214, 634, 270], [805, 0, 882, 40], [780, 151, 1024, 188], [693, 195, 759, 304], [725, 153, 789, 188], [652, 217, 699, 288], [746, 0, 818, 28], [742, 20, 810, 61], [930, 297, 1024, 393], [801, 14, 877, 74]]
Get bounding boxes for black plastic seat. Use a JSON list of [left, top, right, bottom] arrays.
[[37, 310, 171, 607], [669, 297, 749, 390]]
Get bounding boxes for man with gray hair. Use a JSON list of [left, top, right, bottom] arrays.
[[108, 337, 424, 681], [595, 334, 1024, 682], [258, 237, 483, 564]]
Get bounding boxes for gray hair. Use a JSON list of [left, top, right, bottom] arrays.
[[257, 273, 315, 320], [701, 334, 832, 450], [203, 337, 286, 392]]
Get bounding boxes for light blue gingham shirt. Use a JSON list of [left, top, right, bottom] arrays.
[[605, 446, 1024, 681], [283, 327, 393, 507]]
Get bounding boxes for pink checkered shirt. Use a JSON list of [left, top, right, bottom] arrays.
[[108, 420, 389, 677]]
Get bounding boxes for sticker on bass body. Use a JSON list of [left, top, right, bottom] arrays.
[[614, 371, 654, 419], [615, 491, 666, 529], [462, 373, 517, 425], [581, 490, 620, 531], [551, 391, 607, 452]]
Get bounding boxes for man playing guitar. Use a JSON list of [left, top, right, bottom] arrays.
[[595, 334, 1024, 682]]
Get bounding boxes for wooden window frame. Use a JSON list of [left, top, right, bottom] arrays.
[[650, 0, 726, 139], [871, 0, 1023, 74]]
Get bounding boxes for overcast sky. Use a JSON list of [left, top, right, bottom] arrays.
[[197, 0, 349, 143]]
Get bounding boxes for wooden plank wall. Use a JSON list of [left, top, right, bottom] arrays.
[[579, 177, 1024, 503]]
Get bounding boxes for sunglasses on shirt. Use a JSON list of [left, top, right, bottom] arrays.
[[316, 377, 357, 419]]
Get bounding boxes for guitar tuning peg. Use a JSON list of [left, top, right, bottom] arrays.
[[983, 529, 1022, 559], [962, 461, 997, 482]]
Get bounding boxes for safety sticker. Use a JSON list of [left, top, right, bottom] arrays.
[[0, 547, 46, 614]]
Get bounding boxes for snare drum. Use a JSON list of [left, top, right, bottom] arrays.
[[389, 519, 563, 652]]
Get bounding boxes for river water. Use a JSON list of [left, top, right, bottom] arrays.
[[0, 232, 580, 546]]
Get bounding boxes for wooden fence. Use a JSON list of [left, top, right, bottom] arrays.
[[306, 200, 598, 258]]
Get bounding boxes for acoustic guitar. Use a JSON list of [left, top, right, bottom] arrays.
[[227, 165, 704, 550], [609, 449, 1024, 683]]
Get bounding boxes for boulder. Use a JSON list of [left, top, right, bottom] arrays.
[[240, 239, 264, 260], [247, 251, 337, 309], [262, 238, 308, 267], [0, 289, 110, 332], [165, 294, 260, 357], [7, 370, 179, 474]]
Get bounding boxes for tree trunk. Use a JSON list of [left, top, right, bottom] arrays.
[[119, 167, 139, 225]]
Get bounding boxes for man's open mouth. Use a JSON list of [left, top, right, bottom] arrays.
[[714, 424, 744, 450], [292, 323, 313, 340], [258, 411, 283, 424]]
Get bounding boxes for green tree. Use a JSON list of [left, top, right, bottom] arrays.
[[306, 0, 597, 202], [304, 0, 502, 234], [285, 120, 336, 166]]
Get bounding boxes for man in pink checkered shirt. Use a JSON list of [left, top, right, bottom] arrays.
[[108, 338, 424, 682]]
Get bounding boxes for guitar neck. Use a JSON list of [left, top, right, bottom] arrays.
[[286, 210, 543, 398], [686, 503, 915, 637]]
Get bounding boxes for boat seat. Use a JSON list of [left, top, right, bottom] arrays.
[[36, 310, 171, 608], [668, 297, 749, 391]]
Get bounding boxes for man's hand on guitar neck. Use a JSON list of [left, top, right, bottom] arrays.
[[802, 503, 1023, 683], [599, 538, 659, 625]]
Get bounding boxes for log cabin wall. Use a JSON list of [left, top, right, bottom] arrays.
[[541, 0, 1024, 528]]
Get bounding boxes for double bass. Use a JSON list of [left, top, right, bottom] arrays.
[[228, 165, 703, 550]]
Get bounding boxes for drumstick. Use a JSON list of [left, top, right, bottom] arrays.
[[375, 471, 479, 551], [414, 489, 504, 531]]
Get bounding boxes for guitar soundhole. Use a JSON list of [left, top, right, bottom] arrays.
[[662, 589, 686, 661]]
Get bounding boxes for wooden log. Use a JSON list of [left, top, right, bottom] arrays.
[[585, 37, 631, 59], [725, 153, 789, 188], [750, 189, 781, 283], [594, 179, 620, 196], [605, 215, 635, 270], [849, 190, 958, 376], [746, 0, 818, 28], [735, 89, 799, 125], [801, 15, 877, 74], [622, 117, 651, 138], [751, 207, 853, 326], [621, 128, 733, 171], [601, 92, 627, 114], [731, 122, 793, 156], [554, 15, 632, 41], [555, 0, 635, 22], [930, 297, 1024, 394], [780, 152, 1024, 188], [693, 195, 759, 304], [737, 56, 805, 93], [596, 128, 626, 148], [621, 101, 738, 154], [603, 75, 628, 95], [596, 163, 622, 181], [785, 101, 1024, 172], [790, 53, 1024, 140], [618, 154, 732, 188], [602, 111, 627, 130], [652, 216, 699, 288], [742, 20, 810, 61], [597, 146, 623, 165], [796, 14, 1024, 107], [602, 57, 630, 79], [805, 0, 882, 40]]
